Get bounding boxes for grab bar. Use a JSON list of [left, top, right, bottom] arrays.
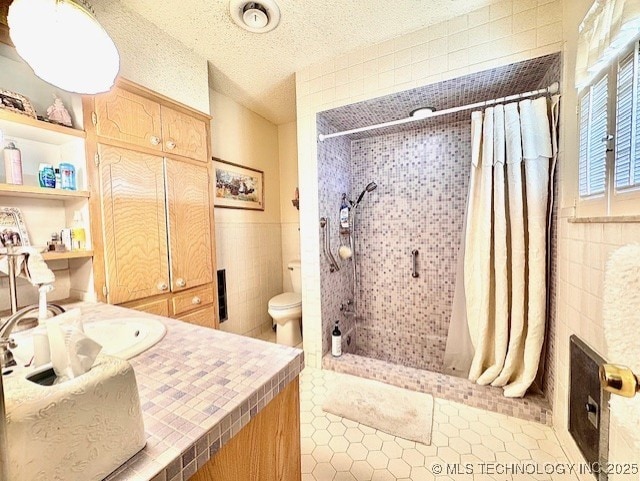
[[320, 217, 340, 272], [411, 249, 419, 278]]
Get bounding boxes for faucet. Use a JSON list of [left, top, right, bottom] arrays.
[[0, 304, 65, 367]]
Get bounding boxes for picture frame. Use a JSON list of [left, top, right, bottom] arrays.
[[0, 89, 37, 119], [0, 207, 30, 249], [213, 157, 265, 211]]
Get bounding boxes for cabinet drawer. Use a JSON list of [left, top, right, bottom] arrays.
[[172, 286, 214, 316], [177, 305, 216, 329], [126, 298, 170, 317]]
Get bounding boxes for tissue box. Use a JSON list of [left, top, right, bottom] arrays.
[[5, 354, 146, 481]]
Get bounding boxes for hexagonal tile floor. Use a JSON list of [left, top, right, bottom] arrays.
[[299, 367, 575, 481]]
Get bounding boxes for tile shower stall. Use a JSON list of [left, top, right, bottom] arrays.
[[317, 53, 561, 423]]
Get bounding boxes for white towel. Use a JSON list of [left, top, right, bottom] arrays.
[[603, 244, 640, 451], [0, 247, 55, 286]]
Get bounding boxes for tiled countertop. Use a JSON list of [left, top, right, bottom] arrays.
[[60, 301, 304, 481]]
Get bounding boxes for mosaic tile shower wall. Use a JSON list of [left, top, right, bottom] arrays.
[[350, 121, 471, 372], [317, 116, 357, 356]]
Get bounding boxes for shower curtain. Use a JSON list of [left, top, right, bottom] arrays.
[[451, 95, 559, 398]]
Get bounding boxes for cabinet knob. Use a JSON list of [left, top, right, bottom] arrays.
[[150, 136, 161, 146], [157, 282, 168, 291], [176, 278, 186, 288], [192, 296, 201, 305], [166, 140, 176, 150]]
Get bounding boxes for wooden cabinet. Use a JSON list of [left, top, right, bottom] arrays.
[[161, 106, 208, 162], [98, 145, 169, 304], [177, 305, 217, 329], [94, 87, 163, 152], [93, 87, 208, 162], [166, 158, 214, 291], [85, 79, 218, 327], [192, 379, 301, 481]]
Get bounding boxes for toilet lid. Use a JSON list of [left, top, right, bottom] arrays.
[[269, 292, 302, 309]]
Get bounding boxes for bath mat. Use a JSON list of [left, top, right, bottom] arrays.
[[322, 373, 434, 445]]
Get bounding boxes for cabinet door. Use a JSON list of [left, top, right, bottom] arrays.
[[166, 158, 214, 292], [177, 305, 217, 329], [99, 145, 170, 304], [95, 87, 163, 152], [160, 105, 208, 162]]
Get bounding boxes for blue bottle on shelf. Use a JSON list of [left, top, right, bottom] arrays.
[[59, 163, 76, 190]]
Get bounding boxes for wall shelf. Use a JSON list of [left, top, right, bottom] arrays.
[[0, 109, 85, 145], [0, 184, 90, 200], [42, 250, 93, 261]]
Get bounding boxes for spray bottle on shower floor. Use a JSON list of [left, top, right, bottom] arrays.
[[332, 321, 342, 357]]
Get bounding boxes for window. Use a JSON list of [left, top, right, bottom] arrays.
[[579, 75, 608, 197], [614, 43, 640, 190], [578, 40, 640, 214]]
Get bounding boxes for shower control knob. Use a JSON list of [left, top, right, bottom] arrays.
[[176, 278, 186, 288]]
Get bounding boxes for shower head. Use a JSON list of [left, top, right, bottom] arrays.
[[355, 182, 378, 206]]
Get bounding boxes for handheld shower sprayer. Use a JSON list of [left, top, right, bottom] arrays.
[[353, 181, 378, 207]]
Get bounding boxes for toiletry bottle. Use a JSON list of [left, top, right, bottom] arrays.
[[39, 163, 56, 188], [4, 142, 23, 185], [54, 168, 61, 189], [332, 321, 342, 357], [59, 162, 76, 190], [71, 211, 86, 251], [339, 194, 350, 232]]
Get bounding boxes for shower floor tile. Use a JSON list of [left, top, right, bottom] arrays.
[[300, 367, 575, 481]]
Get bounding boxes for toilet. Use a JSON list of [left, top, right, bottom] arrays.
[[268, 260, 302, 346]]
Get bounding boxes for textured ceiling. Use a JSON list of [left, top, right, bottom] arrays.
[[114, 0, 496, 125], [317, 53, 562, 140]]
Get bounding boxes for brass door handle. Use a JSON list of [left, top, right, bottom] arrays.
[[600, 364, 639, 398]]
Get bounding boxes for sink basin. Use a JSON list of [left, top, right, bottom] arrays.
[[10, 316, 166, 367], [83, 317, 166, 360]]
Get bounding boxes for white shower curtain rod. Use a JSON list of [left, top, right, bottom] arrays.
[[318, 81, 561, 141]]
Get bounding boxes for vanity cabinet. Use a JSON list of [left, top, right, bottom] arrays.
[[94, 86, 208, 162], [84, 79, 218, 328]]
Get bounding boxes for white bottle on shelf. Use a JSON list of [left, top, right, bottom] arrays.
[[3, 141, 23, 185]]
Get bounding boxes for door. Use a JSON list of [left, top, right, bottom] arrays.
[[94, 87, 163, 152], [160, 105, 208, 162], [99, 145, 170, 304], [165, 158, 213, 291]]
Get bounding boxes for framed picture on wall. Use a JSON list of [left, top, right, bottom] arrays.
[[0, 89, 37, 119], [0, 207, 30, 249], [212, 157, 265, 211]]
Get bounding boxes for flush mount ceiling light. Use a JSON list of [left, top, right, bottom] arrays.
[[410, 107, 436, 119], [230, 0, 281, 33], [8, 0, 119, 94]]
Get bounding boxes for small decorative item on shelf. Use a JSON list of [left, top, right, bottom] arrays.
[[47, 232, 66, 253], [38, 163, 56, 188], [0, 89, 37, 119], [0, 207, 30, 248], [46, 95, 73, 127], [59, 162, 76, 190], [292, 187, 299, 210], [71, 211, 86, 250]]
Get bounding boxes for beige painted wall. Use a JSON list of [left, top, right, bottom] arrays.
[[553, 0, 639, 473], [93, 0, 210, 114], [210, 90, 284, 337], [278, 121, 301, 292]]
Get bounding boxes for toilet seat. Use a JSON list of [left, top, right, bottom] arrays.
[[268, 292, 301, 310]]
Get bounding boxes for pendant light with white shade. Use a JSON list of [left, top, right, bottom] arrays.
[[7, 0, 120, 94]]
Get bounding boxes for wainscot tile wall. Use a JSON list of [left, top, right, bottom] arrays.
[[215, 222, 283, 338]]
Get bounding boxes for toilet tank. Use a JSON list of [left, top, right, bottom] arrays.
[[288, 260, 302, 293]]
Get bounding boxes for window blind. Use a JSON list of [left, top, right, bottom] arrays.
[[615, 45, 639, 189], [579, 75, 608, 197]]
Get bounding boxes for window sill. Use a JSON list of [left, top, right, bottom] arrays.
[[569, 215, 640, 224]]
